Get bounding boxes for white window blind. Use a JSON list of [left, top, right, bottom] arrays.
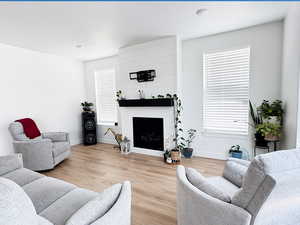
[[203, 47, 250, 135], [95, 69, 117, 125]]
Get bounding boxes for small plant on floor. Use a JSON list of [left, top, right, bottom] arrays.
[[229, 145, 243, 159], [81, 102, 93, 112], [178, 129, 197, 158]]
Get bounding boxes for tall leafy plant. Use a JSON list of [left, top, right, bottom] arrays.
[[249, 100, 263, 127], [173, 94, 183, 150]]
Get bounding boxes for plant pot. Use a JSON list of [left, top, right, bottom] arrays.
[[182, 148, 193, 158], [265, 134, 279, 141], [255, 132, 268, 147], [231, 151, 243, 159], [171, 150, 181, 161]]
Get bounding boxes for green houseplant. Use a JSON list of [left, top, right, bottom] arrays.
[[257, 100, 283, 123], [256, 122, 281, 141], [81, 102, 93, 112], [249, 101, 267, 147], [178, 129, 197, 158]]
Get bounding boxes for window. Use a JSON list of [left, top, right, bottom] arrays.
[[95, 69, 117, 125], [203, 47, 250, 135]]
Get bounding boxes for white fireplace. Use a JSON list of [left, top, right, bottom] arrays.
[[119, 106, 175, 156]]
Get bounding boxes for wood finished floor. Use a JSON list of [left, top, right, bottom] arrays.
[[43, 143, 225, 225]]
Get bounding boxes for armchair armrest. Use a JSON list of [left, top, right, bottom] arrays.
[[177, 166, 251, 225], [42, 132, 69, 142], [13, 139, 54, 171], [0, 154, 23, 176]]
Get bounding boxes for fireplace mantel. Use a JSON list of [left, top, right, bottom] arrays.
[[118, 98, 174, 107]]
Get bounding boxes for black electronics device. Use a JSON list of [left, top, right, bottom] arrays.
[[82, 111, 97, 145], [129, 70, 156, 82]]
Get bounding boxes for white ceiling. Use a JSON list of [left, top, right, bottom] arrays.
[[0, 2, 295, 61]]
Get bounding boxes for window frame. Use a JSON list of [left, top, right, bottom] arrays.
[[94, 68, 118, 126], [202, 47, 250, 136]]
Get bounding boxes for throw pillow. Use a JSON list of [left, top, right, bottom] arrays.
[[15, 118, 41, 139], [186, 167, 231, 203]]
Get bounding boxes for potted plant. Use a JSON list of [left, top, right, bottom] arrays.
[[249, 101, 267, 147], [163, 150, 172, 164], [81, 102, 93, 112], [116, 90, 124, 101], [257, 100, 283, 124], [256, 122, 281, 141], [229, 145, 243, 159], [170, 94, 183, 161], [178, 129, 197, 158]]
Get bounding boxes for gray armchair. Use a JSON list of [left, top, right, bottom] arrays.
[[9, 122, 71, 171], [177, 149, 300, 225]]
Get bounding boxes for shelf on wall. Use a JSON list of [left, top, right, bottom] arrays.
[[118, 98, 174, 107]]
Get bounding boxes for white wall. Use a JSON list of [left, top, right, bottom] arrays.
[[84, 56, 120, 144], [181, 21, 283, 159], [0, 43, 85, 156], [84, 37, 179, 145], [281, 5, 300, 149], [117, 37, 178, 99]]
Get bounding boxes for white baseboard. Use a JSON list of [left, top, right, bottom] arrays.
[[97, 137, 116, 145], [193, 151, 226, 160], [131, 148, 163, 157]]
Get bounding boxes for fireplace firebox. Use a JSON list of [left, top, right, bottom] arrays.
[[133, 117, 164, 151]]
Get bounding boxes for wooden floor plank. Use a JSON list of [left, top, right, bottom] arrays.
[[43, 143, 225, 225]]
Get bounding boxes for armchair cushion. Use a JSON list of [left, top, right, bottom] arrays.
[[65, 183, 122, 225], [185, 167, 231, 203], [2, 168, 44, 187], [223, 158, 249, 187], [207, 176, 239, 198]]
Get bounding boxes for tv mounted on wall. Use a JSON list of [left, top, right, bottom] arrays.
[[129, 70, 156, 82]]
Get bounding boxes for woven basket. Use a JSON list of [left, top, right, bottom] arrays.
[[171, 150, 181, 161]]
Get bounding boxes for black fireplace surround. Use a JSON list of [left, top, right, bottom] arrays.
[[133, 117, 164, 151]]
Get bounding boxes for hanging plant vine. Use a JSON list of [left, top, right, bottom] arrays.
[[173, 94, 183, 150]]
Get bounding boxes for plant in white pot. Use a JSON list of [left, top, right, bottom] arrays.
[[178, 129, 197, 158], [257, 100, 283, 124]]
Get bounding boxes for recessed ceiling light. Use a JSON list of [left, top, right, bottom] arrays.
[[196, 8, 207, 16]]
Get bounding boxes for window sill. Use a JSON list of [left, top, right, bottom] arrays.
[[201, 130, 249, 139], [97, 122, 118, 126]]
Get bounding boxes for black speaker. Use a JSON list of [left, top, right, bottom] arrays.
[[82, 111, 97, 145]]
